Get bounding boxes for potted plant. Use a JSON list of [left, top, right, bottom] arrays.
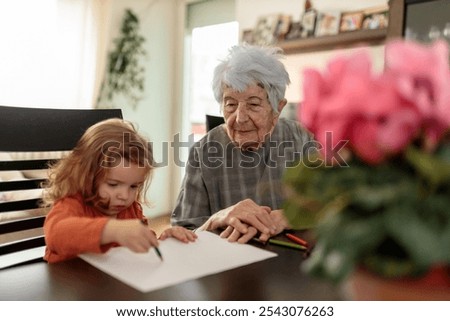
[[96, 9, 146, 110], [283, 39, 450, 300]]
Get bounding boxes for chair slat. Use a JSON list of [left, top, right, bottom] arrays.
[[0, 198, 43, 213], [0, 216, 46, 234], [0, 236, 46, 255], [0, 159, 55, 171], [0, 256, 45, 270], [0, 178, 45, 192]]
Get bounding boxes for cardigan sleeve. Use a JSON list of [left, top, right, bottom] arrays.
[[172, 142, 211, 229]]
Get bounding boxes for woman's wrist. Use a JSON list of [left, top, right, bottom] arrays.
[[199, 211, 224, 231], [271, 209, 290, 232]]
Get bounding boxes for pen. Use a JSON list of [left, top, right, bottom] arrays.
[[285, 233, 308, 247], [268, 238, 307, 251], [141, 219, 163, 261]]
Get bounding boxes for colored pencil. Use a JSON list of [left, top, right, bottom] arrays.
[[285, 233, 309, 247], [268, 238, 307, 251]]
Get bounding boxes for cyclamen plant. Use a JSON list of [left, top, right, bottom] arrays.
[[283, 39, 450, 282]]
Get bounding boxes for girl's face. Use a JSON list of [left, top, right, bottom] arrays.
[[96, 159, 146, 216], [222, 85, 282, 150]]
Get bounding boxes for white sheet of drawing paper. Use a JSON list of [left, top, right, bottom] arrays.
[[80, 230, 277, 292]]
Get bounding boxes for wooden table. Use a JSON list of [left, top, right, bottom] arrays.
[[0, 234, 343, 300]]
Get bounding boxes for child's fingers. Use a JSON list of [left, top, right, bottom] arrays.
[[187, 231, 198, 241], [180, 230, 197, 243], [158, 227, 197, 243], [171, 228, 190, 242], [127, 237, 154, 253], [158, 230, 169, 240]]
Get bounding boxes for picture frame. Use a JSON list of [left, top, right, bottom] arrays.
[[315, 11, 341, 37], [300, 9, 317, 38], [362, 5, 389, 30], [285, 21, 302, 41], [339, 11, 364, 32], [274, 15, 292, 42], [252, 14, 280, 45], [241, 29, 254, 44]]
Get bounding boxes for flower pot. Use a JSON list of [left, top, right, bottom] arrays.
[[344, 266, 450, 300]]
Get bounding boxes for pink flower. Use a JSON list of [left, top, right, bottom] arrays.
[[301, 51, 378, 162], [298, 40, 448, 165], [385, 40, 450, 150]]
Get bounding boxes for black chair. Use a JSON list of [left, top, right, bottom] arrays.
[[205, 114, 225, 132], [0, 106, 122, 269]]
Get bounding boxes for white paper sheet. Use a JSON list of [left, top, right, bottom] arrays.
[[79, 231, 277, 292]]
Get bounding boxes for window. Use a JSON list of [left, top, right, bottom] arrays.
[[0, 0, 103, 109], [188, 22, 239, 140], [182, 0, 238, 141]]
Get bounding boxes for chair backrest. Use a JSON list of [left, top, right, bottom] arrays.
[[0, 106, 123, 269], [205, 114, 225, 132]]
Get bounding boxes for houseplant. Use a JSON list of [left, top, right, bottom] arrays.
[[283, 39, 450, 299], [96, 9, 146, 110]]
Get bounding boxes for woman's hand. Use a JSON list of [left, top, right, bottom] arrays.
[[268, 209, 290, 235], [219, 209, 290, 243], [220, 224, 258, 243], [159, 226, 198, 243], [199, 199, 278, 236], [101, 219, 159, 253]]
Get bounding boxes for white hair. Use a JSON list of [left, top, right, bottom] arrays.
[[212, 44, 290, 113]]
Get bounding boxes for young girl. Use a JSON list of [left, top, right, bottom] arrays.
[[43, 118, 197, 263]]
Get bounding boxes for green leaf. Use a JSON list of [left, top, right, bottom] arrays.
[[384, 202, 450, 268], [282, 146, 450, 281], [351, 181, 414, 211], [406, 145, 450, 186], [303, 211, 385, 282]]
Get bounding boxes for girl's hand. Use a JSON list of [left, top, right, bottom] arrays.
[[101, 219, 159, 253], [159, 226, 198, 243]]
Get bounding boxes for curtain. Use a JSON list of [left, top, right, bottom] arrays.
[[0, 0, 111, 109]]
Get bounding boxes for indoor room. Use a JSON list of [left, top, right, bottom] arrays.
[[0, 0, 449, 311]]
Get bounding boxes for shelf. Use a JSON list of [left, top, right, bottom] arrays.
[[278, 28, 388, 54]]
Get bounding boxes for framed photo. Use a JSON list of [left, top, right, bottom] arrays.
[[362, 5, 389, 30], [285, 21, 302, 41], [340, 11, 364, 32], [274, 15, 292, 42], [300, 10, 317, 38], [252, 14, 280, 45], [315, 11, 341, 37], [241, 29, 254, 44]]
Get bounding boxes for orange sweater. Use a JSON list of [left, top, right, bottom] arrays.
[[43, 193, 145, 263]]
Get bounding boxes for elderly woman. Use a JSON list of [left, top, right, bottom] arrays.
[[172, 44, 315, 243]]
